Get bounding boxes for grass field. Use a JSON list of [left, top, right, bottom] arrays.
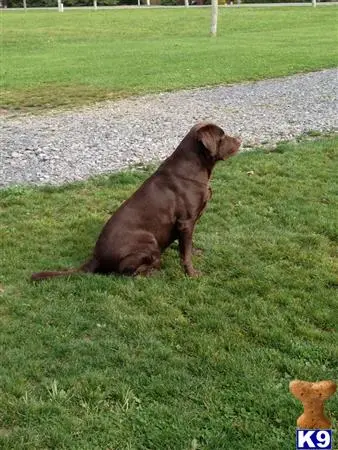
[[1, 135, 337, 449], [1, 7, 338, 111]]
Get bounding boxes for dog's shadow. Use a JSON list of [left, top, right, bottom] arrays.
[[36, 214, 203, 272], [44, 216, 106, 264]]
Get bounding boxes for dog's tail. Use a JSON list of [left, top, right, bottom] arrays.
[[31, 258, 98, 282]]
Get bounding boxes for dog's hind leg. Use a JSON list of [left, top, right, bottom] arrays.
[[118, 234, 161, 276], [118, 249, 161, 276]]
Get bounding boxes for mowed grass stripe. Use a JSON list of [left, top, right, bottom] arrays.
[[2, 7, 338, 110]]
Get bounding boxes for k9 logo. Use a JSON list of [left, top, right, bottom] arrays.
[[296, 429, 332, 450]]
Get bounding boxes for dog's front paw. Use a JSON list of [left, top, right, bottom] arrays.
[[187, 268, 202, 278]]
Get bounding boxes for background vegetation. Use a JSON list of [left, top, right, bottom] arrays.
[[4, 0, 327, 9]]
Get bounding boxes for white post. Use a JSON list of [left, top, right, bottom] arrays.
[[137, 0, 140, 5], [210, 0, 218, 37], [312, 0, 316, 6], [146, 0, 150, 5], [94, 0, 97, 9], [23, 0, 27, 9], [184, 0, 189, 6], [60, 2, 63, 11]]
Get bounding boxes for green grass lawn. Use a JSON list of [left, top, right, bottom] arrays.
[[1, 135, 337, 449], [1, 7, 338, 111]]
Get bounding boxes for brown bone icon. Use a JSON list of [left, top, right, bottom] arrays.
[[289, 380, 336, 429]]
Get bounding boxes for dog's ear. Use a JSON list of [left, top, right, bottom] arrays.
[[196, 124, 221, 156]]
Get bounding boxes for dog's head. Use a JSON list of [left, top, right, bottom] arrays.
[[194, 122, 242, 161]]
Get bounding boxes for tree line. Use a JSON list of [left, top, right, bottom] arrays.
[[3, 0, 318, 7]]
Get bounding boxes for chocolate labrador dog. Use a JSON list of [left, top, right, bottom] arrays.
[[31, 122, 241, 281]]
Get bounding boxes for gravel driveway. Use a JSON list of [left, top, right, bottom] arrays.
[[1, 68, 337, 188]]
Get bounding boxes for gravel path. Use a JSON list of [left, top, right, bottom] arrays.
[[1, 68, 337, 187]]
